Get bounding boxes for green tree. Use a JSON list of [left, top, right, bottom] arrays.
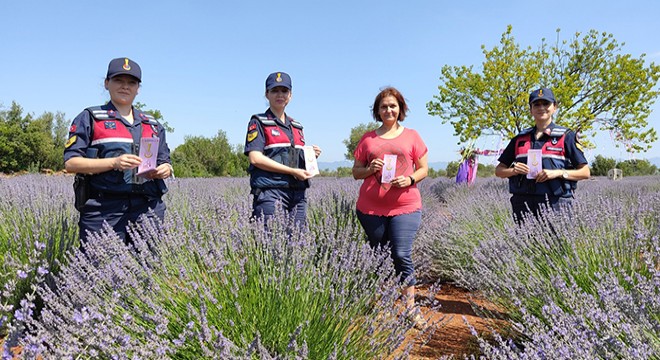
[[445, 161, 460, 179], [171, 130, 248, 177], [427, 25, 660, 155], [134, 102, 174, 133], [615, 159, 657, 176], [342, 122, 380, 160], [590, 155, 618, 176]]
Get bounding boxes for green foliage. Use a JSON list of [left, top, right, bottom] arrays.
[[0, 102, 68, 173], [616, 158, 658, 176], [343, 122, 380, 160], [427, 25, 660, 154], [134, 102, 174, 133], [171, 131, 248, 177], [591, 155, 618, 176], [319, 166, 353, 177], [427, 167, 447, 178], [445, 161, 460, 178], [476, 163, 496, 178]]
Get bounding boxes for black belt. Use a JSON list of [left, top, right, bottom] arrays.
[[90, 190, 156, 200]]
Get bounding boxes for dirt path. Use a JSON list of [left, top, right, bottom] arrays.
[[403, 283, 509, 359]]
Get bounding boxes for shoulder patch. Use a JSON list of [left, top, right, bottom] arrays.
[[65, 135, 77, 148], [247, 131, 258, 142]]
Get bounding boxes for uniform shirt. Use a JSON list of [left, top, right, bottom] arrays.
[[64, 102, 171, 193], [243, 108, 297, 156], [498, 122, 588, 195], [354, 128, 427, 216]]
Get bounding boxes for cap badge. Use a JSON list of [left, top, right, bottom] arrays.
[[276, 73, 282, 82], [538, 89, 543, 97], [123, 58, 131, 71]]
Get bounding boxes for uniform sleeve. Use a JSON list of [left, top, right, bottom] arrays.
[[63, 110, 93, 163], [497, 138, 517, 166], [563, 130, 588, 167], [156, 124, 171, 165], [243, 117, 266, 155]]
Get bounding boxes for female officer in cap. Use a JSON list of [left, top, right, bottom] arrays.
[[495, 87, 590, 223], [244, 72, 322, 226], [64, 57, 174, 244]]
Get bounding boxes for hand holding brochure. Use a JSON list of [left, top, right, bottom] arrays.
[[137, 137, 160, 176], [526, 149, 542, 179], [381, 154, 397, 183], [303, 145, 320, 176]]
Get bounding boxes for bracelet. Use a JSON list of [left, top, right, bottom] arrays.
[[409, 176, 416, 186]]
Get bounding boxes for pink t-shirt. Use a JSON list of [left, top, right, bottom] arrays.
[[354, 128, 428, 216]]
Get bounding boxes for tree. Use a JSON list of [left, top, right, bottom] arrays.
[[170, 130, 248, 177], [590, 155, 617, 176], [343, 122, 380, 160], [427, 25, 660, 154], [134, 102, 174, 133], [615, 159, 657, 176]]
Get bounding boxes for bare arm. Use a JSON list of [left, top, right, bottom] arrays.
[[352, 158, 383, 180]]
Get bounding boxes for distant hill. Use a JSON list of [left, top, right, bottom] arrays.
[[318, 160, 450, 171]]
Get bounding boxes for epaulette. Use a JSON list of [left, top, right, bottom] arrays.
[[290, 119, 303, 129], [549, 126, 568, 137], [137, 112, 159, 125], [86, 106, 120, 121], [252, 113, 277, 126], [517, 127, 535, 136]]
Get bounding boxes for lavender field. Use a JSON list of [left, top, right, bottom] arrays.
[[1, 174, 659, 359]]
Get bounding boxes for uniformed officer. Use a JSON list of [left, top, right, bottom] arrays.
[[64, 57, 174, 244], [495, 88, 590, 223], [244, 72, 322, 226]]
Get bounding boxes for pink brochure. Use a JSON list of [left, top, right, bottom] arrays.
[[526, 149, 542, 179], [137, 137, 160, 176], [303, 145, 320, 176], [381, 154, 397, 183]]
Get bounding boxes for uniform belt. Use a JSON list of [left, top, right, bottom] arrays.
[[90, 191, 134, 200]]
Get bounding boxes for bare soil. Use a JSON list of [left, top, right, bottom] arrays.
[[402, 283, 510, 359]]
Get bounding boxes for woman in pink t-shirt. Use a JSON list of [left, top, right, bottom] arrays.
[[352, 87, 429, 326]]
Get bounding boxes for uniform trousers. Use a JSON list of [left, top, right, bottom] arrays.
[[79, 195, 166, 244]]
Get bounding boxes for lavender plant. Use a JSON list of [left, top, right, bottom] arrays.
[[0, 175, 78, 336], [11, 177, 430, 359], [445, 177, 660, 358]]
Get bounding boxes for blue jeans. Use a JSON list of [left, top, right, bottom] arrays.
[[356, 210, 422, 287], [252, 188, 307, 227]]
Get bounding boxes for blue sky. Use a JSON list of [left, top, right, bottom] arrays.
[[1, 0, 659, 164]]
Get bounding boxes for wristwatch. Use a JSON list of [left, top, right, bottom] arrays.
[[562, 170, 569, 179]]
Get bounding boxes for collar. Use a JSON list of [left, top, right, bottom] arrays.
[[535, 122, 557, 137], [266, 108, 289, 126]]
